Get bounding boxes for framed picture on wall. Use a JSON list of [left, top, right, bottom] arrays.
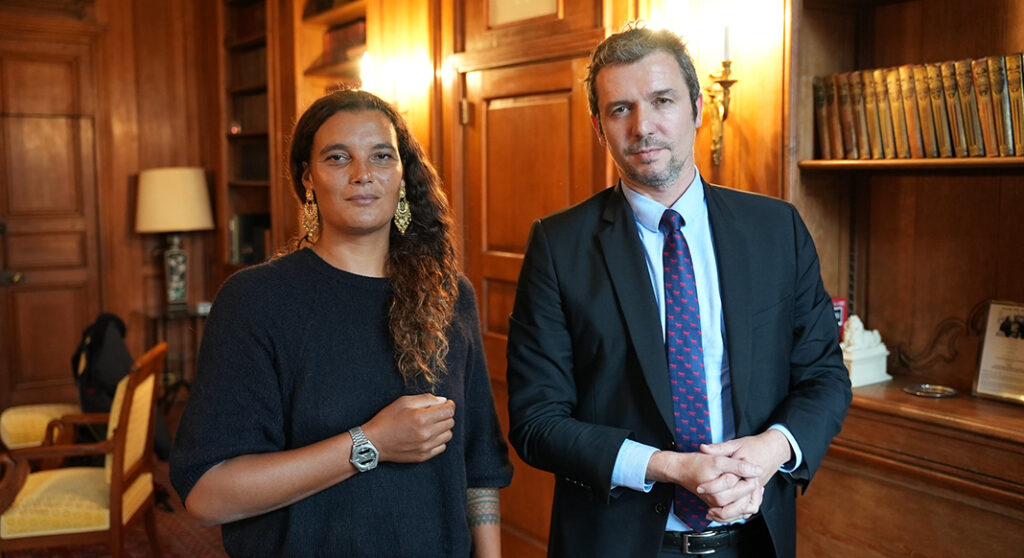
[[974, 300, 1024, 406]]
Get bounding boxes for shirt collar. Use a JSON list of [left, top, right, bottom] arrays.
[[621, 167, 704, 233]]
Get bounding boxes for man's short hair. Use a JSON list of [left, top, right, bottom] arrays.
[[585, 22, 702, 130]]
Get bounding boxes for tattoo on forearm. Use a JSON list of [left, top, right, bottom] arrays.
[[466, 488, 500, 527]]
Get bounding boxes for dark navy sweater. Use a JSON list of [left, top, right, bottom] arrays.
[[170, 248, 512, 557]]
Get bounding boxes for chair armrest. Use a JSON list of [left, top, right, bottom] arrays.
[[43, 413, 110, 446], [0, 453, 30, 513], [10, 439, 113, 462]]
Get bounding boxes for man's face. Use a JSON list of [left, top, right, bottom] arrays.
[[593, 50, 702, 202]]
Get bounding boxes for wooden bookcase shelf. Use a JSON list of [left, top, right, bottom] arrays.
[[303, 0, 366, 27], [799, 156, 1024, 170], [293, 0, 366, 110]]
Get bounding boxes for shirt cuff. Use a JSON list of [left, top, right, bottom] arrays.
[[610, 439, 658, 492], [768, 423, 802, 473]]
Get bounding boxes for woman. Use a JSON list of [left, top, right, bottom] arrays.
[[170, 89, 513, 557]]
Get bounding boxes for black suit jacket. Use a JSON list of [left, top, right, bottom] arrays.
[[506, 180, 852, 558]]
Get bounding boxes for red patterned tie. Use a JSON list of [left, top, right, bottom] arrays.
[[660, 209, 712, 531]]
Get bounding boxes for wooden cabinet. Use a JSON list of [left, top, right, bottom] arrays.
[[787, 1, 1024, 555]]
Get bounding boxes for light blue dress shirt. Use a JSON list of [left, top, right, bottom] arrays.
[[609, 169, 803, 532]]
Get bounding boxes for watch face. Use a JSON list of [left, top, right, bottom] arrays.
[[352, 442, 379, 472]]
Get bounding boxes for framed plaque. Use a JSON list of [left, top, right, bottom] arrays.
[[973, 300, 1024, 406]]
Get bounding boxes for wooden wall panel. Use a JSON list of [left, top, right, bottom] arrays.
[[9, 287, 86, 403]]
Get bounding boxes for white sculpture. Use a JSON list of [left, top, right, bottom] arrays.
[[841, 315, 891, 387]]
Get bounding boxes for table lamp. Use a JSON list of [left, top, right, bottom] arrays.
[[135, 167, 214, 311]]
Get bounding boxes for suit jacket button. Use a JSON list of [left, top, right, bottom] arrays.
[[654, 503, 668, 515]]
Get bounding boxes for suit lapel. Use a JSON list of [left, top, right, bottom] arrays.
[[597, 185, 675, 433], [704, 181, 754, 434]]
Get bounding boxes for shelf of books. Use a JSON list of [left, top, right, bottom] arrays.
[[295, 0, 367, 109], [810, 53, 1024, 164]]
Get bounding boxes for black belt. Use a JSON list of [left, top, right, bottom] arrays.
[[662, 523, 747, 555]]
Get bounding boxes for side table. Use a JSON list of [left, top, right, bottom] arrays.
[[139, 305, 208, 411]]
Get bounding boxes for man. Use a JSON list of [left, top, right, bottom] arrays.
[[506, 24, 852, 558]]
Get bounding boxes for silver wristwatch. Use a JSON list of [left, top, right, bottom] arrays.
[[349, 426, 379, 472]]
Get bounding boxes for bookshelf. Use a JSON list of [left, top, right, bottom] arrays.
[[217, 0, 275, 276], [788, 1, 1024, 555], [293, 0, 367, 111]]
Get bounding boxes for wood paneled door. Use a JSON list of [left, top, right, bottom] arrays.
[[0, 28, 101, 407], [461, 56, 606, 558]]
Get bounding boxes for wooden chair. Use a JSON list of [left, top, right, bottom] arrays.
[[0, 342, 167, 558]]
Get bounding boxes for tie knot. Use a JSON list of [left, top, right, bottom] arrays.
[[659, 209, 684, 234]]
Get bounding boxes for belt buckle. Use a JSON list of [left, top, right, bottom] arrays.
[[682, 530, 719, 555]]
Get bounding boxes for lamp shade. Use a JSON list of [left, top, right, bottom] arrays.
[[135, 167, 215, 233]]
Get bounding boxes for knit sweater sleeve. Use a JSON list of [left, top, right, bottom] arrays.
[[169, 264, 298, 504], [456, 276, 514, 489]]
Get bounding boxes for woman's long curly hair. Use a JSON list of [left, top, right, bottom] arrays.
[[289, 89, 459, 386]]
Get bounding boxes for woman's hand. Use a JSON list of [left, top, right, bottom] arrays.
[[361, 394, 455, 463]]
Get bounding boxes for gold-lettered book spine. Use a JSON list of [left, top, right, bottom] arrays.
[[872, 68, 897, 158], [848, 72, 873, 159], [925, 63, 954, 157], [898, 64, 926, 158], [955, 59, 985, 156], [971, 58, 999, 157], [886, 67, 911, 158], [987, 55, 1014, 155], [912, 64, 939, 157], [1006, 53, 1024, 156], [836, 73, 859, 159], [861, 69, 884, 158], [940, 61, 969, 157], [825, 73, 845, 159], [813, 76, 832, 159]]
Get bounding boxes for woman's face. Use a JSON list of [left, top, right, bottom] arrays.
[[302, 109, 404, 241]]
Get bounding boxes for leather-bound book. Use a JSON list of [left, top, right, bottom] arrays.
[[954, 59, 985, 156], [897, 64, 926, 157], [986, 55, 1014, 155], [1006, 53, 1024, 156], [971, 58, 999, 157], [940, 61, 969, 157], [871, 68, 898, 158], [925, 63, 954, 157], [912, 64, 940, 157], [860, 70, 884, 158], [813, 76, 832, 159], [886, 67, 912, 158], [848, 72, 873, 159], [824, 74, 845, 159], [836, 73, 859, 159]]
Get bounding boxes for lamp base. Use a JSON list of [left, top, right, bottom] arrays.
[[164, 233, 188, 310]]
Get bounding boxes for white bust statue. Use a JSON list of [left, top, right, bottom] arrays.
[[841, 315, 882, 351], [840, 315, 890, 387]]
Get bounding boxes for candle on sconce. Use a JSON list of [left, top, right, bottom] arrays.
[[723, 25, 730, 61]]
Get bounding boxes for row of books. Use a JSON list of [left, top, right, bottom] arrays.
[[305, 18, 366, 76], [813, 53, 1024, 159]]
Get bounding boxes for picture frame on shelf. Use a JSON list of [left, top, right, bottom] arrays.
[[974, 299, 1024, 406]]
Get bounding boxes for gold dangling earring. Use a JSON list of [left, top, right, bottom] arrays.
[[302, 189, 319, 241], [393, 184, 412, 234]]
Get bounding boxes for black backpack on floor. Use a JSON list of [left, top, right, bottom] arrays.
[[71, 313, 171, 460]]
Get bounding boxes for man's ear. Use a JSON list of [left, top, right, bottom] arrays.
[[590, 115, 606, 146], [695, 93, 704, 128]]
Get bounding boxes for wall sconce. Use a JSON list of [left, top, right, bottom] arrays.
[[705, 27, 737, 165]]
